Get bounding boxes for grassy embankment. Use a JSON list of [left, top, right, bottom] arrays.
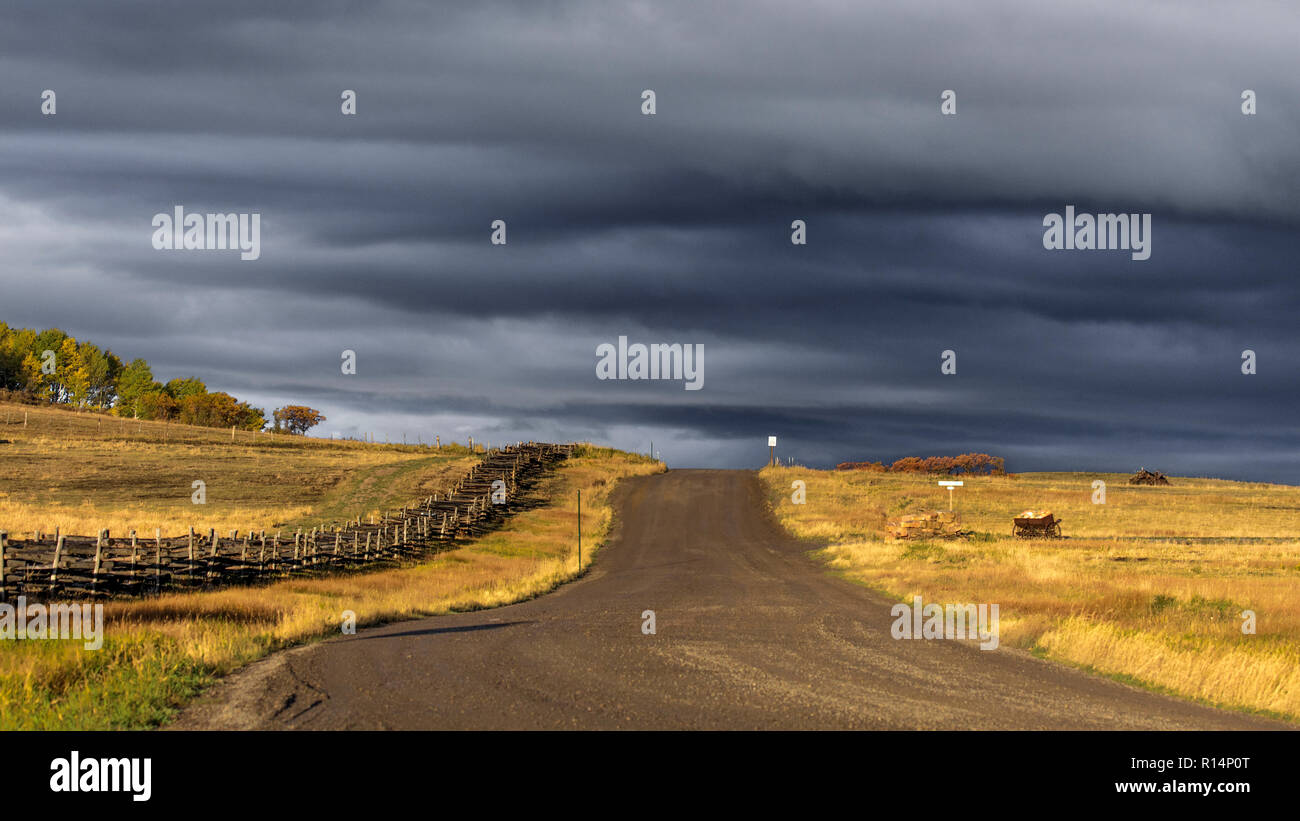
[[760, 466, 1300, 722], [0, 401, 661, 729], [0, 400, 479, 536]]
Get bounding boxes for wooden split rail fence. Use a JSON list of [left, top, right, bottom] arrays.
[[0, 442, 574, 602]]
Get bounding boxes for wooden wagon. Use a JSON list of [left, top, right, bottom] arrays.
[[1012, 511, 1062, 538]]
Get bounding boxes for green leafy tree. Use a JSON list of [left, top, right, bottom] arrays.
[[113, 359, 156, 417], [165, 377, 207, 401], [235, 402, 267, 431]]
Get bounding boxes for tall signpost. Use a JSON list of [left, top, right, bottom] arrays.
[[938, 480, 963, 511], [768, 436, 777, 467]]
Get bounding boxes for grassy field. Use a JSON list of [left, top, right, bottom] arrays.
[[0, 418, 661, 729], [760, 466, 1300, 722], [0, 400, 478, 537]]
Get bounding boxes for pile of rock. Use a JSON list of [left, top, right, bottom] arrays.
[[886, 510, 962, 540], [1128, 468, 1171, 486]]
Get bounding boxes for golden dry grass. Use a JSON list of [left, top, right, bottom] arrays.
[[760, 465, 1300, 721], [0, 400, 476, 536], [0, 443, 662, 729]]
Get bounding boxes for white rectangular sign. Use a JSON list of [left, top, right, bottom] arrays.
[[768, 436, 777, 447], [938, 480, 964, 486]]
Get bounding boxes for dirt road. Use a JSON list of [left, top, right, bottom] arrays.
[[174, 470, 1287, 730]]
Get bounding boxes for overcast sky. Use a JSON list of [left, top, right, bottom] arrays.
[[2, 1, 1298, 479]]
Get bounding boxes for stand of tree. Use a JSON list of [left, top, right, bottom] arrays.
[[0, 323, 321, 435], [272, 405, 327, 435], [836, 453, 1005, 475]]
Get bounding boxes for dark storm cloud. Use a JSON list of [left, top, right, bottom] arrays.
[[1, 1, 1298, 479]]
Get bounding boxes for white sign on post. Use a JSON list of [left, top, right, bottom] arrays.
[[938, 480, 964, 511], [768, 436, 777, 447]]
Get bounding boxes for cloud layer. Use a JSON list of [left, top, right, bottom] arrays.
[[2, 1, 1298, 479]]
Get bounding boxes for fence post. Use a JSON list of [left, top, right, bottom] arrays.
[[0, 531, 7, 602], [93, 529, 105, 590], [207, 529, 217, 581], [51, 534, 64, 591]]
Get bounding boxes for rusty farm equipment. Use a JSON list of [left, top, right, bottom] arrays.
[[1012, 510, 1062, 539]]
